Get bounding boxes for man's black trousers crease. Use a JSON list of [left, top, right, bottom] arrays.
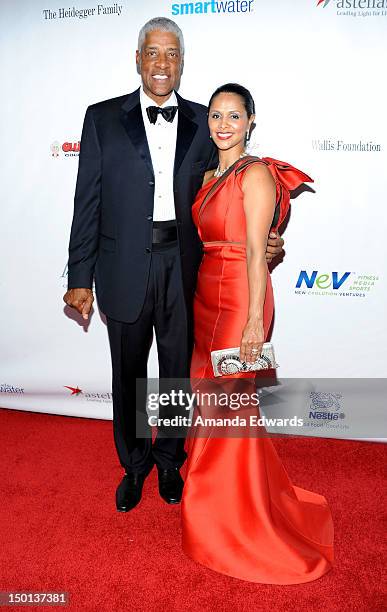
[[106, 239, 190, 476]]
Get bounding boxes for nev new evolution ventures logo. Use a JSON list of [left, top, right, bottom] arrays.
[[295, 270, 380, 298], [172, 0, 254, 15]]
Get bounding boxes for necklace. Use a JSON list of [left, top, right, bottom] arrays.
[[213, 151, 248, 178]]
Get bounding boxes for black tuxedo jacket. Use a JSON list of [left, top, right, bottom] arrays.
[[67, 87, 217, 324]]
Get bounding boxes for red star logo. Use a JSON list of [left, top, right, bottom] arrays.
[[64, 385, 82, 395]]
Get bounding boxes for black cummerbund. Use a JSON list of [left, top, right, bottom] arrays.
[[152, 220, 177, 244]]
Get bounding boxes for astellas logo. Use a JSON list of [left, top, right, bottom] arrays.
[[172, 0, 254, 16], [64, 385, 82, 395], [64, 385, 112, 402], [317, 0, 387, 11]]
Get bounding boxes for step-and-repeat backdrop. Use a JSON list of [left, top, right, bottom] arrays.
[[1, 0, 386, 440]]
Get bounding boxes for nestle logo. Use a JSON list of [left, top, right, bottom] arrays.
[[310, 392, 342, 412], [309, 392, 346, 421]]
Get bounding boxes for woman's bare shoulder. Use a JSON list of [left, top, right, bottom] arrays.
[[241, 161, 275, 192], [242, 160, 274, 183], [202, 169, 216, 187]]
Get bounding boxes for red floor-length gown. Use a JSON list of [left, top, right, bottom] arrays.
[[181, 156, 334, 584]]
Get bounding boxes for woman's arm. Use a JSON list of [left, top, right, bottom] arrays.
[[240, 164, 276, 363]]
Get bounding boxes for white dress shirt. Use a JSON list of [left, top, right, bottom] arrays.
[[140, 87, 178, 221]]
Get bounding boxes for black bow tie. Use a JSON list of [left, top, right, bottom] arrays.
[[146, 105, 178, 124]]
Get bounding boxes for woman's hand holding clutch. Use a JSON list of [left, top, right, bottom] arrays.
[[240, 318, 265, 364]]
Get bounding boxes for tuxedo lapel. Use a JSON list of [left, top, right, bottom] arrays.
[[120, 88, 154, 177], [174, 92, 198, 177]]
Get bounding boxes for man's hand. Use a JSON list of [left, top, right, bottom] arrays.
[[266, 231, 284, 262], [63, 288, 94, 320]]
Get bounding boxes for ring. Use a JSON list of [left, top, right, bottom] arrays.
[[251, 348, 260, 353]]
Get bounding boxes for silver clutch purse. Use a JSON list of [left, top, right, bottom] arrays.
[[211, 343, 278, 377]]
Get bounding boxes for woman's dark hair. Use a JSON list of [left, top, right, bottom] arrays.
[[208, 83, 255, 118]]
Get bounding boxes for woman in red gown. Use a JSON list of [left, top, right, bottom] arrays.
[[181, 84, 334, 584]]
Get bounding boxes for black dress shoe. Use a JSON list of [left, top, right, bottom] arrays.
[[116, 473, 146, 512], [157, 467, 184, 504]]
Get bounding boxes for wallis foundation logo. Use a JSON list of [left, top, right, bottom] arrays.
[[312, 138, 382, 152]]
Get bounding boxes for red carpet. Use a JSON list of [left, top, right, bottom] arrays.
[[0, 407, 385, 611]]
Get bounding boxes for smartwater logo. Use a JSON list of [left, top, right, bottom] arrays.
[[0, 383, 24, 394], [172, 0, 254, 16]]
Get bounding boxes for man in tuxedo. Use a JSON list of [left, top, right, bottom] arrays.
[[63, 17, 284, 512]]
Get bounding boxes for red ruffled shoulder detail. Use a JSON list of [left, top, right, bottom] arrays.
[[260, 157, 313, 230], [237, 156, 313, 231], [260, 157, 313, 191]]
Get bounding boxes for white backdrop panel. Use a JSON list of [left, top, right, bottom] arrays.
[[1, 0, 386, 428]]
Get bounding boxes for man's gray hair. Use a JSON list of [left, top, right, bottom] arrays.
[[137, 17, 185, 56]]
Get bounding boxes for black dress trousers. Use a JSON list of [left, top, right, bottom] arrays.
[[106, 238, 190, 475]]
